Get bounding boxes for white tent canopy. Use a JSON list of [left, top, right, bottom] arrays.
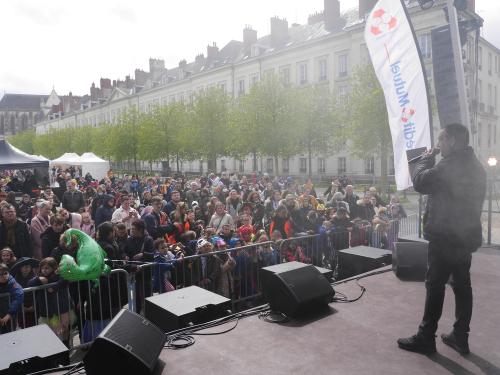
[[51, 153, 83, 165], [79, 152, 110, 180]]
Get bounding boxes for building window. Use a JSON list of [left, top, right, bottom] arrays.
[[488, 53, 492, 75], [479, 80, 483, 106], [218, 82, 227, 93], [282, 158, 289, 173], [338, 157, 346, 174], [478, 122, 482, 147], [220, 159, 226, 172], [299, 158, 307, 173], [364, 157, 375, 174], [252, 158, 258, 172], [238, 79, 245, 96], [280, 66, 290, 85], [239, 159, 245, 173], [299, 62, 308, 85], [337, 86, 348, 105], [478, 47, 482, 69], [250, 74, 259, 87], [389, 156, 395, 175], [318, 59, 328, 82], [495, 125, 497, 145], [338, 54, 348, 77], [318, 158, 326, 173], [266, 158, 274, 173], [418, 34, 432, 59], [495, 86, 498, 110], [488, 124, 492, 148]]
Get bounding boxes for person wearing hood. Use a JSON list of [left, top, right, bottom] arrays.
[[95, 195, 115, 229], [0, 263, 24, 333]]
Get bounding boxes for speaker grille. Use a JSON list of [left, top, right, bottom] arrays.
[[103, 310, 165, 368]]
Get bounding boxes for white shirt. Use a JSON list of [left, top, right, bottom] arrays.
[[111, 206, 140, 230]]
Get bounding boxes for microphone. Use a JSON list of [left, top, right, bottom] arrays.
[[408, 148, 440, 163]]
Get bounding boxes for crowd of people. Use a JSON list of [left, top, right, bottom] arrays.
[[0, 168, 408, 343]]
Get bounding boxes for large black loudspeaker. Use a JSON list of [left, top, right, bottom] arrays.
[[393, 240, 428, 281], [339, 246, 392, 279], [0, 324, 68, 375], [83, 309, 165, 375], [145, 286, 231, 333], [261, 262, 335, 317]]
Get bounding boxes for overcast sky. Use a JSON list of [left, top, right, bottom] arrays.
[[1, 0, 499, 97]]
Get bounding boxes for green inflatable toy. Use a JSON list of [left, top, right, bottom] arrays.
[[58, 229, 110, 281]]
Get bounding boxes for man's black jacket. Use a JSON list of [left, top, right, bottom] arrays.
[[410, 146, 486, 250]]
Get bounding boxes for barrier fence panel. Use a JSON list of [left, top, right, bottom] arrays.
[[0, 268, 129, 349], [0, 215, 420, 341]]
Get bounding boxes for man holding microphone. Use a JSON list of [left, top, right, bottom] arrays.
[[398, 123, 486, 355]]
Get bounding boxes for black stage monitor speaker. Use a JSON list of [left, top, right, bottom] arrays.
[[261, 262, 335, 318], [393, 240, 428, 280], [0, 324, 68, 375], [84, 309, 165, 375], [339, 246, 392, 279], [145, 286, 231, 333]]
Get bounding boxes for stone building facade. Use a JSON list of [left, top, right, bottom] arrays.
[[31, 0, 500, 178]]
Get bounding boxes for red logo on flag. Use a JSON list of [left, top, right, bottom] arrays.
[[401, 108, 415, 123], [370, 9, 398, 36]]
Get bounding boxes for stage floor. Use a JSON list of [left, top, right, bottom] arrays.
[[161, 248, 500, 375]]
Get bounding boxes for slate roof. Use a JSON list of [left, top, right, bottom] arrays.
[[0, 94, 48, 111]]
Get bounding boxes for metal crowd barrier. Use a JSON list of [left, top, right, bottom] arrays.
[[0, 215, 419, 346]]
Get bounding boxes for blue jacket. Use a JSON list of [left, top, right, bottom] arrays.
[[152, 251, 178, 293], [0, 275, 24, 316]]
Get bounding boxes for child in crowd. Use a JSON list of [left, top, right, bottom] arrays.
[[152, 238, 178, 293], [282, 240, 310, 263], [0, 263, 24, 334], [10, 258, 38, 328], [80, 212, 95, 238], [1, 248, 17, 269], [28, 257, 70, 345]]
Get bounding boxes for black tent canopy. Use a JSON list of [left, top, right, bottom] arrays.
[[0, 139, 49, 170]]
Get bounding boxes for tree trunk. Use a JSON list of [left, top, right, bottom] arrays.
[[274, 156, 279, 177], [380, 144, 388, 202], [253, 152, 258, 172], [133, 155, 137, 173], [176, 154, 180, 173]]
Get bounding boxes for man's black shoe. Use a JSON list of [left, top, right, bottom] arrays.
[[441, 332, 470, 354], [397, 334, 437, 354]]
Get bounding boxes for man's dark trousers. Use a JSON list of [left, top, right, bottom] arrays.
[[418, 237, 473, 338]]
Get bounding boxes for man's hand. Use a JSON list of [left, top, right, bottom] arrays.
[[422, 148, 440, 158], [0, 314, 11, 326]]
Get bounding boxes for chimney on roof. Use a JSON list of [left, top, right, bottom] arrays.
[[243, 25, 257, 55], [207, 43, 219, 61], [100, 78, 112, 89], [308, 11, 324, 25], [359, 0, 378, 20], [195, 53, 205, 64], [270, 17, 288, 47], [467, 0, 475, 12], [324, 0, 344, 31]]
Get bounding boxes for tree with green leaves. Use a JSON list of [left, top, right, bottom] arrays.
[[344, 64, 392, 197], [233, 75, 300, 174], [109, 108, 143, 171], [8, 129, 36, 155], [295, 83, 340, 177], [186, 87, 232, 173]]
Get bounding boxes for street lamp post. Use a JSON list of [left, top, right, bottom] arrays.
[[487, 157, 497, 245]]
